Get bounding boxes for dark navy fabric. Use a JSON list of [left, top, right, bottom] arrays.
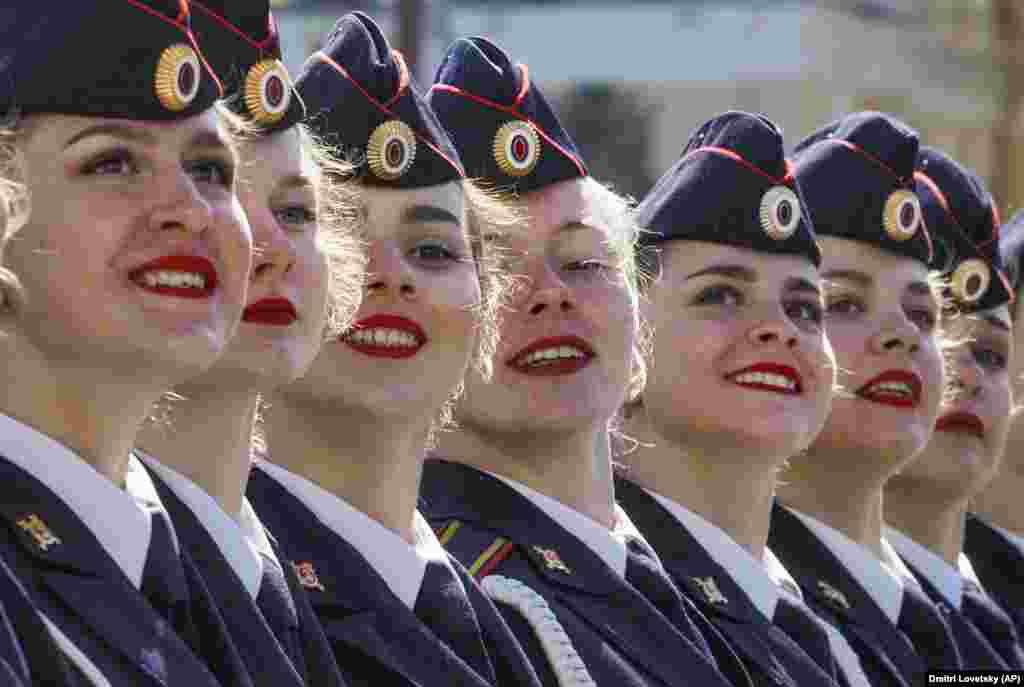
[[964, 514, 1024, 643], [962, 585, 1024, 668], [427, 36, 587, 192], [190, 0, 305, 132], [791, 111, 933, 266], [636, 111, 821, 267], [0, 454, 248, 687], [420, 459, 738, 687], [247, 463, 543, 687], [296, 11, 464, 188], [144, 462, 310, 687], [0, 0, 221, 119], [999, 210, 1024, 290], [616, 477, 840, 686], [0, 583, 28, 686], [769, 501, 934, 687], [895, 551, 1017, 669], [914, 146, 1012, 310]]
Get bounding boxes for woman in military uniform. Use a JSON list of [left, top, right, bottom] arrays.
[[0, 1, 255, 684], [133, 2, 361, 686], [884, 146, 1024, 668], [614, 110, 870, 687], [419, 35, 740, 687], [245, 12, 542, 687], [768, 111, 960, 687]]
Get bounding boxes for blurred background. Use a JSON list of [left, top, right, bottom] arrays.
[[271, 0, 1024, 215]]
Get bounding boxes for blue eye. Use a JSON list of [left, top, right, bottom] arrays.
[[411, 240, 458, 263], [565, 259, 609, 272], [973, 347, 1007, 370], [825, 296, 864, 318], [83, 151, 137, 176], [905, 307, 937, 332], [275, 206, 317, 228]]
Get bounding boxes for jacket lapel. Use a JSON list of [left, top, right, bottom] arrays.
[[769, 502, 918, 687], [422, 459, 730, 687], [964, 514, 1024, 636], [0, 456, 223, 687]]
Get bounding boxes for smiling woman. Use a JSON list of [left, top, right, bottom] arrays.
[[0, 1, 257, 686]]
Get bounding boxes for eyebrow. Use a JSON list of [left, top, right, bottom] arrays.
[[64, 123, 158, 149], [402, 204, 461, 226], [186, 130, 234, 157], [685, 264, 757, 282], [558, 222, 602, 235], [274, 174, 315, 194], [821, 269, 871, 288]]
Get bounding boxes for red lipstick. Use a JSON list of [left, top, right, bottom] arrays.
[[855, 370, 922, 408], [130, 255, 218, 299], [935, 411, 985, 439], [342, 313, 426, 359], [243, 297, 297, 326], [508, 336, 595, 376], [726, 362, 802, 395]]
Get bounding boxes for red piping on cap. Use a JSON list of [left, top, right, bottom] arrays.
[[124, 0, 223, 96], [428, 82, 587, 179], [512, 64, 530, 107], [314, 51, 465, 178], [190, 0, 278, 51], [383, 50, 410, 109], [682, 145, 791, 186]]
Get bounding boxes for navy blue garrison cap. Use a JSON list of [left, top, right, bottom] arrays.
[[427, 36, 587, 193], [914, 147, 1012, 311], [636, 111, 820, 266], [0, 0, 221, 120], [191, 0, 304, 132], [295, 12, 463, 188], [1000, 210, 1024, 293], [792, 111, 933, 266]]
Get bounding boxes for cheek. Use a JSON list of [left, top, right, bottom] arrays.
[[214, 201, 253, 289], [917, 341, 946, 406], [423, 269, 481, 346]]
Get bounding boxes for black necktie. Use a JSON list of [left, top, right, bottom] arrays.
[[255, 553, 307, 680], [897, 584, 962, 670], [141, 510, 200, 648], [414, 559, 496, 683], [773, 594, 840, 682], [624, 539, 716, 662]]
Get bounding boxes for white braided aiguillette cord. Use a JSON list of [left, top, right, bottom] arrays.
[[481, 575, 597, 687]]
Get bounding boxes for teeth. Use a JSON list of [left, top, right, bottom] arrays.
[[519, 346, 587, 366], [138, 270, 207, 289], [343, 327, 419, 348], [731, 371, 797, 391], [865, 381, 912, 397]]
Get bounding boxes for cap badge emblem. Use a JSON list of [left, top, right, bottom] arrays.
[[244, 59, 291, 125], [367, 120, 417, 181], [883, 190, 921, 242], [951, 258, 991, 305], [494, 120, 541, 177], [759, 186, 801, 241], [155, 43, 201, 112]]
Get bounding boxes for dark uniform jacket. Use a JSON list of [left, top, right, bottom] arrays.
[[420, 459, 739, 687], [616, 478, 841, 687], [248, 462, 543, 687], [768, 502, 961, 687], [963, 514, 1024, 658]]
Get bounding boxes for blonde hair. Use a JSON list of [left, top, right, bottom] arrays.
[[0, 117, 30, 315]]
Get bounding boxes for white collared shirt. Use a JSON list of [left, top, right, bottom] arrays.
[[139, 452, 269, 599], [789, 508, 905, 624], [647, 489, 779, 620], [0, 412, 155, 588], [958, 554, 986, 595], [762, 548, 873, 687], [489, 472, 629, 577], [256, 460, 454, 609], [885, 527, 962, 610]]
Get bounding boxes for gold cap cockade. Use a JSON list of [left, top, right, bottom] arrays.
[[154, 43, 201, 112], [367, 119, 417, 181], [759, 186, 801, 241], [494, 120, 541, 178]]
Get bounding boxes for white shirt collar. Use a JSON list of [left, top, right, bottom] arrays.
[[647, 489, 779, 620], [789, 508, 905, 624], [489, 472, 628, 577], [958, 553, 986, 595], [884, 527, 961, 610], [763, 548, 805, 602], [256, 460, 452, 609], [0, 412, 154, 589], [138, 451, 265, 599]]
